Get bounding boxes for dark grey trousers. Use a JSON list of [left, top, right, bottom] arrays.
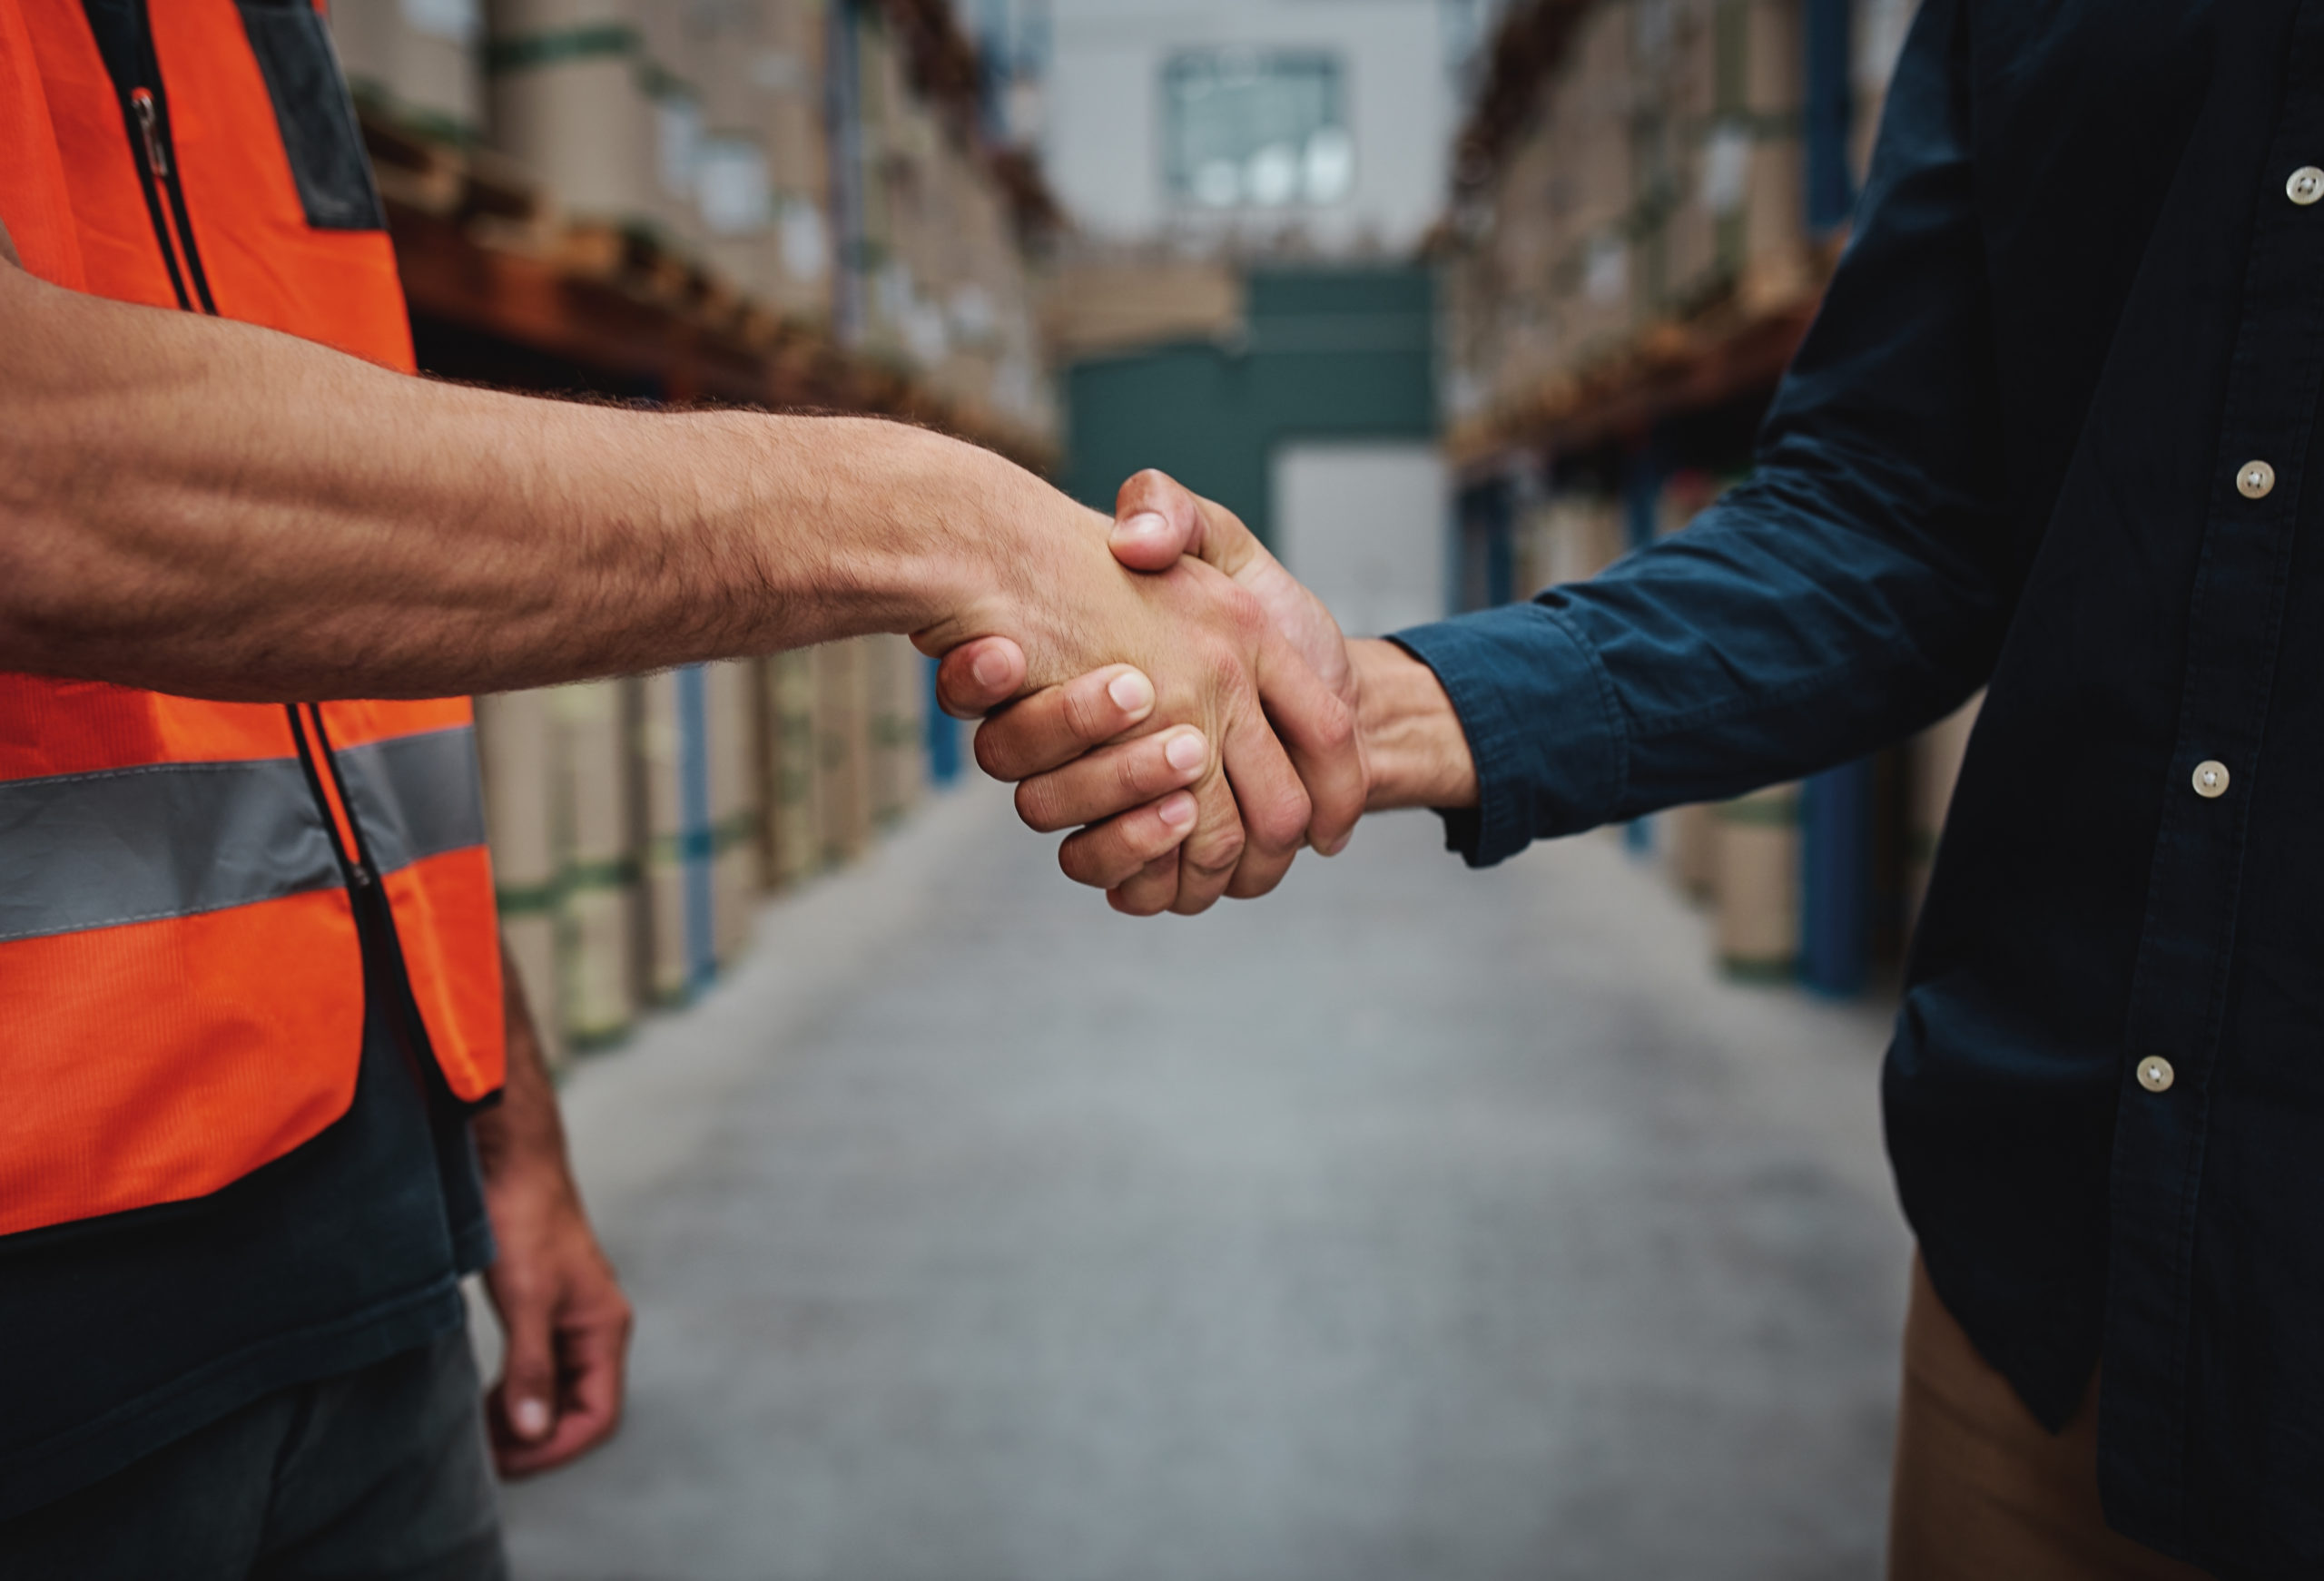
[[0, 1329, 507, 1580]]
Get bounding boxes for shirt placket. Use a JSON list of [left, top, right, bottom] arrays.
[[2099, 4, 2324, 1546]]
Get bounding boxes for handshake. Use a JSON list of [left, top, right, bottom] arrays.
[[907, 466, 1478, 916]]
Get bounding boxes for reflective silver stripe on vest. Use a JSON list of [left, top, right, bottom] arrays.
[[335, 724, 487, 876], [0, 758, 341, 944]]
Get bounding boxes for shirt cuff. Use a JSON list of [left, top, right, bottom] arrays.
[[1387, 602, 1628, 869]]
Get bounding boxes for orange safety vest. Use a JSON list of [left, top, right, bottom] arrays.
[[0, 0, 504, 1238]]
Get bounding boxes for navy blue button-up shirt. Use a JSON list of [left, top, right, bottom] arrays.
[[1395, 2, 2324, 1572]]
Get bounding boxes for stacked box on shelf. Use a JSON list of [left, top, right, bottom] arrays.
[[814, 639, 874, 866], [760, 650, 824, 889], [761, 0, 836, 325], [629, 0, 710, 254], [485, 0, 656, 227], [1513, 492, 1628, 596], [631, 668, 695, 1006], [1850, 0, 1920, 183], [705, 659, 762, 965], [1542, 1, 1640, 373], [1653, 0, 1807, 314], [1715, 781, 1801, 979], [554, 680, 638, 1046], [691, 0, 792, 315], [330, 0, 487, 145], [866, 633, 926, 826], [475, 690, 564, 1067], [1728, 0, 1810, 309]]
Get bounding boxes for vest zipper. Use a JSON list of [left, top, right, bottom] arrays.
[[285, 704, 372, 890], [290, 705, 468, 1101], [111, 6, 216, 315]]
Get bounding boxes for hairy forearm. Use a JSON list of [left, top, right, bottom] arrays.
[[1352, 638, 1477, 810], [0, 259, 1052, 699]]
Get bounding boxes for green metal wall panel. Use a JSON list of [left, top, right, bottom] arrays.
[[1062, 265, 1437, 548]]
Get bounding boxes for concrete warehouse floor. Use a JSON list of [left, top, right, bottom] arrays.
[[489, 778, 1913, 1581]]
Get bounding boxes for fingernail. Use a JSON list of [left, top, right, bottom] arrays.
[[1117, 511, 1168, 542], [1107, 671, 1155, 713], [1158, 790, 1196, 829], [1165, 731, 1206, 772], [512, 1398, 552, 1439], [971, 648, 1013, 690]]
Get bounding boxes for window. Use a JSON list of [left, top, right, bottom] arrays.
[[1162, 51, 1353, 210]]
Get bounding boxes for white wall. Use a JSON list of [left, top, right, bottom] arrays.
[[1041, 0, 1459, 255], [1271, 442, 1449, 638]]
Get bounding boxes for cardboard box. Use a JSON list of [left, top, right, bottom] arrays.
[[475, 689, 563, 1066], [552, 678, 638, 1047], [330, 0, 485, 143], [1715, 781, 1800, 979], [814, 638, 872, 866]]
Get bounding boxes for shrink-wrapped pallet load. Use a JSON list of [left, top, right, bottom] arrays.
[[814, 639, 873, 866], [553, 679, 637, 1046], [475, 689, 564, 1067], [1714, 782, 1801, 980], [330, 0, 487, 143]]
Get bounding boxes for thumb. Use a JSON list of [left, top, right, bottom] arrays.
[[495, 1301, 559, 1445], [1109, 468, 1205, 572], [932, 637, 1028, 719]]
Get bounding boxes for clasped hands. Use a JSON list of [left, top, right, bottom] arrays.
[[914, 468, 1472, 916]]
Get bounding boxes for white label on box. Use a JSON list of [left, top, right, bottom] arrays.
[[1701, 123, 1751, 216], [697, 137, 772, 235]]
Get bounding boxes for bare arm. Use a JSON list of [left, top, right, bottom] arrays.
[[475, 943, 631, 1477], [0, 259, 1364, 904], [2, 250, 1099, 701]]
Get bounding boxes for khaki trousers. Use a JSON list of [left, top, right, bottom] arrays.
[[1887, 1255, 2211, 1580]]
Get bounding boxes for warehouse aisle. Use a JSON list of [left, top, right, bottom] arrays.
[[496, 781, 1911, 1581]]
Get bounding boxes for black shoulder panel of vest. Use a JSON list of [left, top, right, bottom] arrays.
[[234, 1, 388, 232]]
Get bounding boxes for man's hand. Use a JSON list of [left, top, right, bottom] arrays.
[[475, 945, 634, 1478], [937, 471, 1368, 912], [915, 477, 1362, 916]]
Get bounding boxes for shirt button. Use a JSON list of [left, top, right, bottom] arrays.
[[2238, 460, 2277, 498], [2138, 1056, 2177, 1094], [2291, 166, 2324, 205], [2193, 760, 2231, 798]]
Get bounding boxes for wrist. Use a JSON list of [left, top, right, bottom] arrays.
[[906, 457, 1118, 679], [1351, 639, 1478, 810]]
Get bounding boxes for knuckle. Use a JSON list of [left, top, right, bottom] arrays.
[[1116, 743, 1163, 799], [1253, 792, 1311, 852], [1015, 779, 1063, 833], [1059, 836, 1115, 889], [1315, 697, 1357, 752], [973, 722, 1015, 780], [1184, 829, 1245, 879], [1064, 678, 1121, 742], [1221, 585, 1267, 638]]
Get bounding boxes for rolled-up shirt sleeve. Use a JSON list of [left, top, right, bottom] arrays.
[[1394, 0, 2020, 869]]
